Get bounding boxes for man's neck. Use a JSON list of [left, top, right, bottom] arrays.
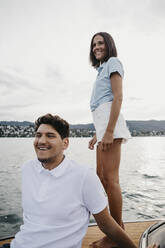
[[42, 155, 65, 170]]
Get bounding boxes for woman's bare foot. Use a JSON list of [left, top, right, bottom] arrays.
[[89, 236, 119, 248]]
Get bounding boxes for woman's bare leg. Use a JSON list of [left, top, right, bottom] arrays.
[[90, 139, 123, 248], [96, 143, 105, 188], [98, 138, 123, 225]]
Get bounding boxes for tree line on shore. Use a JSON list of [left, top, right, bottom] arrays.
[[0, 120, 165, 137]]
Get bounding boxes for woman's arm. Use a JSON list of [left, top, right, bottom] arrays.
[[101, 72, 123, 151], [148, 245, 160, 248]]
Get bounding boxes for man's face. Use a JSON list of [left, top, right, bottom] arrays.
[[33, 124, 68, 167]]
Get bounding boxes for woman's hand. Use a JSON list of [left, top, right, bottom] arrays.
[[88, 134, 97, 150], [148, 244, 160, 248], [101, 131, 114, 151]]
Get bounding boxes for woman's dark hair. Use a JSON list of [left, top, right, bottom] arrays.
[[35, 113, 69, 139], [89, 32, 117, 68]]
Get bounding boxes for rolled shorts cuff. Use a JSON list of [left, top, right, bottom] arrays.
[[92, 102, 131, 143]]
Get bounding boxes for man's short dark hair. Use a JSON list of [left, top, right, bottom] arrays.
[[34, 114, 69, 139]]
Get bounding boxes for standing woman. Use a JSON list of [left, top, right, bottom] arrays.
[[88, 32, 131, 236]]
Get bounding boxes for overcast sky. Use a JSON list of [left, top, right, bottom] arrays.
[[0, 0, 165, 124]]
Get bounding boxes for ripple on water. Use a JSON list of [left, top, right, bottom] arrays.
[[0, 214, 22, 224], [124, 192, 152, 200], [0, 214, 23, 239], [142, 174, 160, 179], [137, 212, 155, 219], [154, 203, 165, 208]]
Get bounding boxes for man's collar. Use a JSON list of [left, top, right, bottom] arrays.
[[35, 156, 69, 178]]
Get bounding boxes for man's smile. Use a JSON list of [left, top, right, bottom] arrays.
[[37, 146, 50, 151]]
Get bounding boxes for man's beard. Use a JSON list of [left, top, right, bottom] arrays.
[[37, 157, 53, 164]]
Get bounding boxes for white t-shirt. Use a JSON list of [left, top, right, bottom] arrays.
[[11, 157, 107, 248]]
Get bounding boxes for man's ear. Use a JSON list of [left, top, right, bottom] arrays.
[[63, 138, 69, 149]]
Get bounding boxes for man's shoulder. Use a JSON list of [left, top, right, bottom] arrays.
[[22, 159, 39, 171], [65, 158, 96, 187], [66, 158, 91, 175]]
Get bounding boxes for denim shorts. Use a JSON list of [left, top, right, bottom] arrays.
[[92, 102, 131, 143]]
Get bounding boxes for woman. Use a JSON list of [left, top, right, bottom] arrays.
[[88, 32, 131, 247]]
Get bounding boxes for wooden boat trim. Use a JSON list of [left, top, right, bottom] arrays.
[[0, 236, 14, 241], [88, 218, 164, 226]]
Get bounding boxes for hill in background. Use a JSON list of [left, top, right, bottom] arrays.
[[0, 120, 165, 132]]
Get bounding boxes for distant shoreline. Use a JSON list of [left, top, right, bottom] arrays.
[[1, 120, 165, 137]]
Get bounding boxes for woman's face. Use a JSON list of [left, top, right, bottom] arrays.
[[92, 35, 107, 62]]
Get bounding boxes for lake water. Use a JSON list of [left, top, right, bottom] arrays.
[[0, 137, 165, 238]]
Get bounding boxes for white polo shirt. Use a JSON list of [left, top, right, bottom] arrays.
[[11, 157, 107, 248]]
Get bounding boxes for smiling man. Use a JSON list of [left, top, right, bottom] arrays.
[[9, 114, 136, 248], [34, 118, 68, 170]]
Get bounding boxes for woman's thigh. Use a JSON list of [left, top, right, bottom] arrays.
[[98, 139, 122, 181]]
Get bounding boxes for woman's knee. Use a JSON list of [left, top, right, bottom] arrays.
[[103, 175, 120, 189]]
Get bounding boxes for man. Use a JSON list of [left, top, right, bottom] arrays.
[[10, 113, 136, 248]]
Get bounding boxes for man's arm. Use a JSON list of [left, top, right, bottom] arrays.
[[93, 207, 137, 248]]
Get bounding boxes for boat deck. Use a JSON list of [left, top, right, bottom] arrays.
[[82, 220, 158, 247], [0, 220, 159, 247]]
